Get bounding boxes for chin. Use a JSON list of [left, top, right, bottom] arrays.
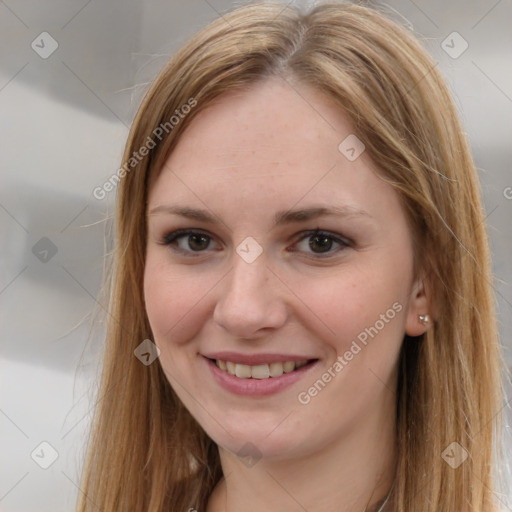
[[203, 414, 309, 462]]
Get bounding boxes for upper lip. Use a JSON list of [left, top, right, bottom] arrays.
[[202, 352, 317, 366]]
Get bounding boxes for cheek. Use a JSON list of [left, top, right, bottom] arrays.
[[143, 256, 206, 348], [296, 273, 406, 404], [292, 263, 407, 351]]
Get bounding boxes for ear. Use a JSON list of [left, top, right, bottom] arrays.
[[405, 277, 434, 336]]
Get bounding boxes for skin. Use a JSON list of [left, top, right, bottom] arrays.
[[144, 76, 430, 512]]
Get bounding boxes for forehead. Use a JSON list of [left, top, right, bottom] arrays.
[[148, 77, 400, 222], [165, 78, 348, 171]]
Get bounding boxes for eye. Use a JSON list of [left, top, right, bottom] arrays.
[[159, 229, 218, 256], [290, 229, 351, 258], [159, 228, 351, 259]]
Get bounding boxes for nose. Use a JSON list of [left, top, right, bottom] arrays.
[[213, 251, 288, 339]]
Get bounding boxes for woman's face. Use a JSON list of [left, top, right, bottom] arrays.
[[144, 77, 426, 461]]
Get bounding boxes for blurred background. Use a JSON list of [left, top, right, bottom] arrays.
[[1, 0, 511, 510]]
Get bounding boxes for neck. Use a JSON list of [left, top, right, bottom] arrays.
[[207, 394, 397, 512]]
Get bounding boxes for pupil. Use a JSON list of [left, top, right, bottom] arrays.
[[310, 235, 331, 253], [189, 234, 208, 251]]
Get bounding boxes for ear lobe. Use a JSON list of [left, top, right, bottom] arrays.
[[405, 278, 433, 337]]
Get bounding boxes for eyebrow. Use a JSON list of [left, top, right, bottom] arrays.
[[148, 204, 372, 227]]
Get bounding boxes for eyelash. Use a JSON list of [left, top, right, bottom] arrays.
[[158, 228, 352, 259]]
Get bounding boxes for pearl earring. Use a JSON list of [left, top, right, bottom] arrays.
[[419, 314, 430, 325]]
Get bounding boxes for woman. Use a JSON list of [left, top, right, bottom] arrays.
[[76, 2, 506, 511]]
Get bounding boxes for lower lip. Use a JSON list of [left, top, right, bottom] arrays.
[[204, 357, 318, 397]]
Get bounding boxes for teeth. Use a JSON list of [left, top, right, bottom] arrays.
[[250, 364, 270, 379], [215, 359, 310, 379], [235, 364, 252, 378], [283, 361, 295, 373], [226, 361, 236, 375], [269, 362, 284, 377]]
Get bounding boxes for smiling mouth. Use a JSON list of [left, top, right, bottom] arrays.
[[210, 358, 317, 379]]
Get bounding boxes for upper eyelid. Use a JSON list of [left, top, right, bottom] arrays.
[[162, 228, 218, 244], [162, 228, 349, 242]]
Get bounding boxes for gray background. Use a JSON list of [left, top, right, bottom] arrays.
[[1, 0, 511, 510]]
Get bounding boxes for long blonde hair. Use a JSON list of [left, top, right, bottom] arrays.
[[76, 2, 506, 511]]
